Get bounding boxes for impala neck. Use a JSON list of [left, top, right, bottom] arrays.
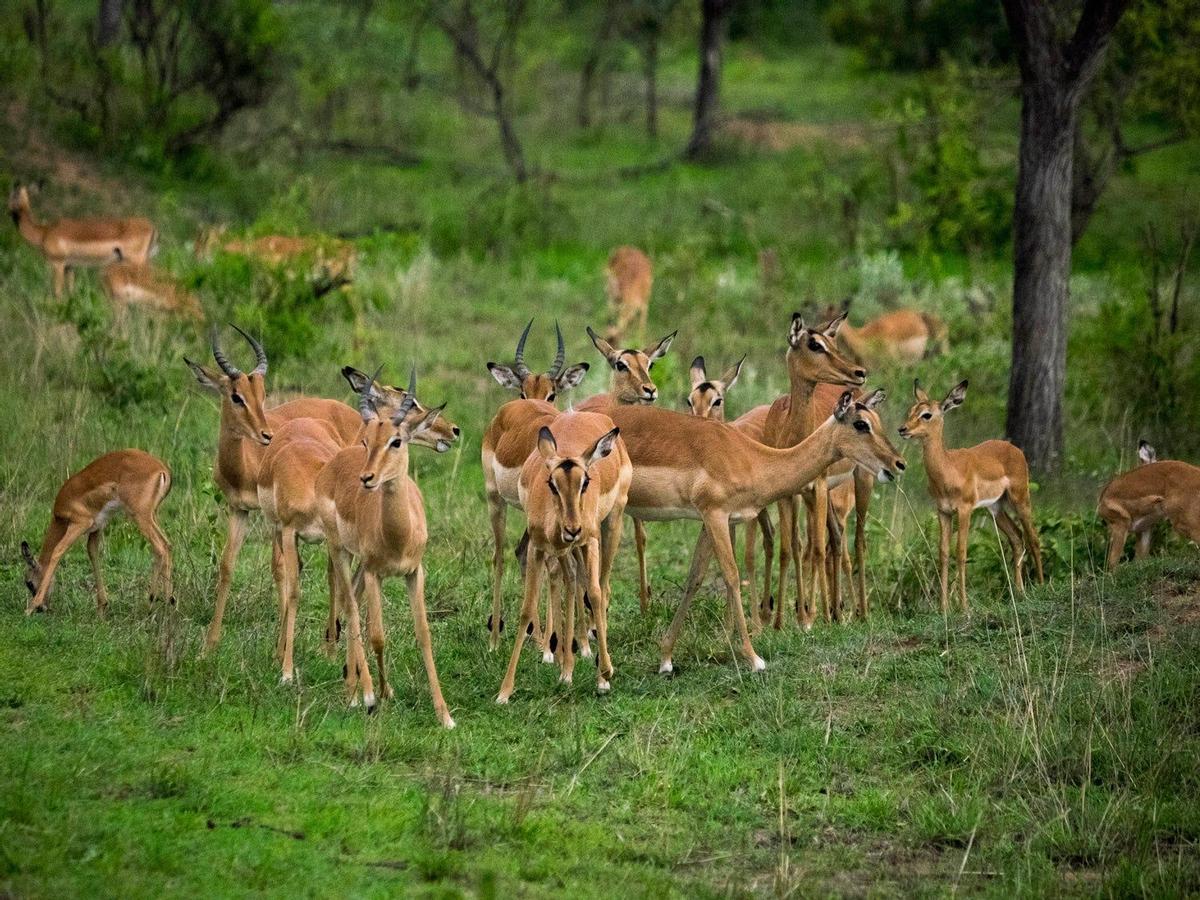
[[783, 365, 818, 437], [753, 417, 844, 507], [916, 420, 952, 489], [12, 199, 45, 247], [377, 446, 415, 539]]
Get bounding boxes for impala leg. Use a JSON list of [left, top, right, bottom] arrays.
[[130, 505, 173, 606], [86, 531, 109, 616], [322, 555, 341, 656], [587, 537, 613, 690], [571, 546, 592, 659], [364, 573, 393, 702], [407, 565, 454, 728], [331, 548, 368, 707], [705, 511, 764, 672], [205, 507, 249, 652], [558, 557, 576, 685], [498, 548, 545, 704], [809, 481, 832, 624], [756, 509, 774, 629], [1104, 519, 1129, 571], [540, 565, 557, 664], [853, 470, 872, 619], [956, 505, 971, 614], [743, 515, 760, 629], [599, 509, 624, 617], [270, 534, 288, 663], [1013, 497, 1044, 585], [51, 262, 66, 297], [775, 497, 797, 630], [937, 510, 952, 615], [27, 521, 89, 613], [1134, 529, 1153, 560], [548, 559, 566, 668], [487, 491, 507, 651], [633, 518, 650, 613], [279, 528, 302, 684], [993, 507, 1026, 594], [659, 527, 715, 673]]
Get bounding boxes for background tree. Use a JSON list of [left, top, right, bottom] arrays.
[[683, 0, 733, 159]]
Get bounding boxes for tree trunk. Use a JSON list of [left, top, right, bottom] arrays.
[[578, 51, 599, 128], [643, 29, 659, 138], [1006, 79, 1079, 473], [684, 0, 730, 159], [96, 0, 123, 46], [492, 81, 528, 183]]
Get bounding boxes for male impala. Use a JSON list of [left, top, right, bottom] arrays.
[[761, 313, 867, 630], [496, 415, 631, 703], [316, 371, 455, 727], [21, 450, 172, 616], [574, 391, 905, 673], [823, 299, 948, 367], [486, 319, 590, 402], [9, 184, 157, 296], [899, 380, 1044, 613], [1099, 443, 1200, 571], [102, 252, 203, 321], [604, 245, 652, 342]]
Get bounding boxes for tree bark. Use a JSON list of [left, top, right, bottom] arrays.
[[683, 0, 732, 159], [96, 0, 124, 46], [643, 28, 659, 138]]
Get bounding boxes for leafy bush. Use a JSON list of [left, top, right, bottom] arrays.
[[826, 0, 1010, 71], [436, 182, 577, 258]]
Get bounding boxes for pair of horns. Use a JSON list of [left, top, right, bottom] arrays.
[[358, 365, 418, 425], [513, 319, 566, 380], [211, 324, 267, 378]]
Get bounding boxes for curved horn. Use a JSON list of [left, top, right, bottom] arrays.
[[548, 320, 566, 378], [231, 324, 268, 375], [513, 319, 533, 379], [210, 326, 241, 378], [359, 364, 384, 422], [393, 366, 418, 424]]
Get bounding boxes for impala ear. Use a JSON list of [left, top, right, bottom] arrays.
[[486, 362, 523, 391], [859, 388, 886, 410], [184, 357, 222, 393], [21, 540, 36, 568], [834, 391, 854, 423], [555, 362, 590, 391], [645, 330, 676, 364], [719, 355, 745, 391], [341, 365, 379, 397], [413, 403, 445, 432], [788, 312, 805, 348], [822, 311, 848, 338], [942, 379, 968, 412], [913, 378, 930, 404], [689, 356, 707, 388], [1138, 440, 1157, 464], [586, 326, 619, 363], [537, 426, 558, 462], [585, 428, 620, 468]]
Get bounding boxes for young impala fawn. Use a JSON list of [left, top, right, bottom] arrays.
[[604, 245, 652, 343], [315, 370, 455, 727], [823, 299, 948, 367], [486, 319, 590, 401], [496, 414, 631, 703], [9, 184, 158, 296], [21, 450, 172, 615], [1099, 442, 1200, 571], [898, 380, 1044, 613], [258, 367, 459, 684]]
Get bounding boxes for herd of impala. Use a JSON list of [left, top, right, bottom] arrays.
[[14, 189, 1200, 729]]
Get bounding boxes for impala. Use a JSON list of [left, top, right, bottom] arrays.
[[102, 252, 203, 321], [604, 245, 652, 342], [1099, 442, 1200, 571], [315, 371, 455, 727], [496, 414, 631, 703], [486, 319, 589, 401], [899, 379, 1044, 613], [21, 450, 172, 616], [195, 225, 356, 292], [9, 184, 157, 296], [823, 299, 948, 367], [574, 391, 905, 673]]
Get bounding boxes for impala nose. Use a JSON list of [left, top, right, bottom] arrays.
[[260, 430, 273, 445], [562, 526, 581, 543], [896, 459, 907, 472], [898, 426, 909, 437], [642, 386, 657, 402], [360, 473, 377, 488], [451, 426, 461, 438], [852, 367, 867, 381]]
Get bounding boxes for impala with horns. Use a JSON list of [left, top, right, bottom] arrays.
[[9, 183, 157, 297], [315, 370, 455, 727], [22, 450, 173, 616], [604, 245, 653, 343], [258, 365, 460, 683], [486, 319, 590, 402], [899, 379, 1044, 613], [822, 299, 948, 367], [575, 390, 905, 673], [496, 414, 631, 703], [1099, 442, 1200, 572]]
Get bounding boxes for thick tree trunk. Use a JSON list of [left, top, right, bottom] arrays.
[[96, 0, 123, 46], [643, 31, 659, 138], [491, 81, 527, 183], [684, 0, 730, 159], [1006, 80, 1080, 473]]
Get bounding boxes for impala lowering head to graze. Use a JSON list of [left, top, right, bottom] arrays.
[[22, 450, 173, 616], [604, 245, 652, 343], [9, 182, 158, 296], [584, 325, 675, 405], [899, 379, 1044, 613], [1098, 442, 1200, 572], [486, 319, 590, 402], [316, 369, 455, 727]]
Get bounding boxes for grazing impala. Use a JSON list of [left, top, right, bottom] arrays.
[[496, 414, 631, 703], [486, 319, 590, 402], [102, 251, 203, 321], [823, 299, 948, 367], [1099, 442, 1200, 571], [9, 184, 157, 296], [604, 245, 652, 342], [899, 380, 1044, 613], [21, 450, 172, 616], [574, 391, 905, 673], [315, 371, 455, 727], [195, 225, 356, 292]]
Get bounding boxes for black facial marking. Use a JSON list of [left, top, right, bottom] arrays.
[[549, 632, 558, 653]]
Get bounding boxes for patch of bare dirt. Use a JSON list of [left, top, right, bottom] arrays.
[[722, 115, 869, 152], [1155, 579, 1200, 626]]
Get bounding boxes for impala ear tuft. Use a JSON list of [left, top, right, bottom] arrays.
[[690, 356, 707, 388], [788, 313, 805, 347]]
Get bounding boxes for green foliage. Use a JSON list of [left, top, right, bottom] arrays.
[[826, 0, 1009, 70]]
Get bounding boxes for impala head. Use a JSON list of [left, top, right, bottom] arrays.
[[184, 325, 273, 445], [898, 378, 967, 441], [587, 325, 675, 404], [19, 540, 46, 602], [1138, 439, 1157, 465], [786, 312, 865, 387], [686, 355, 744, 421], [832, 389, 906, 483], [487, 319, 590, 403], [342, 365, 461, 453], [357, 368, 445, 490], [536, 425, 621, 545], [8, 184, 31, 224]]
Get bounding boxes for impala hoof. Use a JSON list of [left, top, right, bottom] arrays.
[[495, 693, 510, 705], [363, 693, 377, 714], [751, 655, 767, 672], [559, 673, 573, 685], [279, 673, 293, 686], [442, 716, 457, 730], [658, 659, 673, 674], [578, 644, 593, 659], [541, 650, 555, 664], [349, 696, 361, 708], [597, 679, 611, 693]]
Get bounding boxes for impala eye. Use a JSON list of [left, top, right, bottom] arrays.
[[712, 397, 722, 406], [853, 420, 870, 433], [921, 412, 932, 420], [581, 475, 591, 493], [807, 339, 824, 353], [231, 393, 245, 406], [390, 437, 403, 449], [547, 393, 556, 402], [615, 361, 628, 373], [547, 479, 559, 496]]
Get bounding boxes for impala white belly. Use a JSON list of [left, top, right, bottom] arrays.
[[973, 478, 1010, 510], [89, 499, 123, 532], [626, 505, 702, 523], [489, 459, 523, 508]]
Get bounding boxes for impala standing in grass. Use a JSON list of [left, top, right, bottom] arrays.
[[1099, 441, 1200, 572]]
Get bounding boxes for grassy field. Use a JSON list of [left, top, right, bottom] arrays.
[[3, 5, 1200, 895]]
